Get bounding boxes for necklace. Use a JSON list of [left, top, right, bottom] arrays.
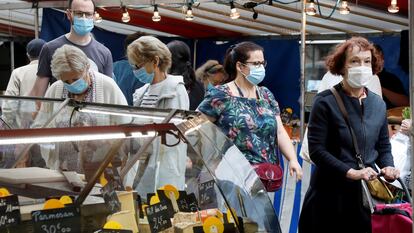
[[234, 81, 256, 98]]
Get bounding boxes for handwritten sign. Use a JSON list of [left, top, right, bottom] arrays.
[[0, 194, 20, 229], [198, 180, 217, 208], [32, 206, 80, 233], [102, 183, 121, 214], [145, 202, 172, 233], [177, 192, 199, 212]]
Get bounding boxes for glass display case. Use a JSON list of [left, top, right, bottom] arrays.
[[0, 95, 279, 233]]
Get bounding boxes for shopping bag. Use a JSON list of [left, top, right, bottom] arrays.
[[390, 132, 411, 189]]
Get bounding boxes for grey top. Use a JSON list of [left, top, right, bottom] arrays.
[[37, 35, 113, 83]]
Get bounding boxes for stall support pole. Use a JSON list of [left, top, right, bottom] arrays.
[[409, 0, 414, 231], [299, 0, 307, 140], [193, 39, 198, 69], [34, 7, 39, 39], [10, 40, 14, 71]]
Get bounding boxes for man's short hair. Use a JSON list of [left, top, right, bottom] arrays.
[[26, 38, 46, 59], [68, 0, 96, 10]]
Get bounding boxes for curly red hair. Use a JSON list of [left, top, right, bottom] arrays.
[[325, 37, 383, 76]]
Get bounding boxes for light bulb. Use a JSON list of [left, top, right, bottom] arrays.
[[185, 7, 194, 21], [339, 1, 350, 15], [94, 12, 102, 23], [152, 5, 161, 22], [229, 1, 240, 19], [305, 1, 316, 16], [388, 0, 399, 13], [122, 7, 130, 23]]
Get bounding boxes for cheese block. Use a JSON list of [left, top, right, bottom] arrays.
[[0, 167, 65, 184], [117, 191, 136, 213], [138, 217, 150, 233], [243, 218, 258, 233], [173, 212, 198, 224], [174, 222, 202, 233], [107, 210, 139, 233]]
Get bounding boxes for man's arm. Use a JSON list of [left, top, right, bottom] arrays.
[[29, 77, 50, 97]]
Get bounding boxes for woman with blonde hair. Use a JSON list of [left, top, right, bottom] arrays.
[[127, 36, 189, 192], [34, 44, 127, 170]]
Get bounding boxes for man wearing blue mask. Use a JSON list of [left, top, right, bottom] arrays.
[[29, 0, 113, 98]]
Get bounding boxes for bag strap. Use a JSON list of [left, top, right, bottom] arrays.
[[330, 87, 365, 169]]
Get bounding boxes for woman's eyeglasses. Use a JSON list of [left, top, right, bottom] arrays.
[[242, 60, 267, 68]]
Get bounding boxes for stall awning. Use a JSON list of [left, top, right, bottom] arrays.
[[0, 0, 409, 38]]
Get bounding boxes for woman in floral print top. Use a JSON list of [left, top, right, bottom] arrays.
[[198, 41, 303, 181]]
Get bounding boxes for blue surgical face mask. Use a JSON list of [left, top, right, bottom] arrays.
[[207, 82, 214, 90], [133, 67, 154, 84], [73, 17, 94, 36], [242, 65, 266, 86], [64, 77, 89, 94]]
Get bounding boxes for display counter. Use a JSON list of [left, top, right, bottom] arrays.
[[0, 95, 279, 232]]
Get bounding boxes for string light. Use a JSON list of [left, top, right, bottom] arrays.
[[121, 6, 130, 23], [152, 4, 161, 22], [185, 4, 194, 21], [339, 1, 350, 15], [94, 11, 102, 23], [305, 0, 316, 16], [388, 0, 399, 13], [229, 1, 240, 20]]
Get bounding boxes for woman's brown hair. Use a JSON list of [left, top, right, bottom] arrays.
[[325, 37, 383, 76]]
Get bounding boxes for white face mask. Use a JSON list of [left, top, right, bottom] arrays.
[[346, 66, 373, 88]]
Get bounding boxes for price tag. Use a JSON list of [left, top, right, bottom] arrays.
[[198, 180, 217, 208], [157, 185, 179, 212], [32, 206, 80, 233], [0, 194, 20, 229], [102, 183, 121, 214], [177, 192, 199, 212], [145, 202, 172, 233]]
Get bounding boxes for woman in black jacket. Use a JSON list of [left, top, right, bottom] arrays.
[[299, 37, 400, 233]]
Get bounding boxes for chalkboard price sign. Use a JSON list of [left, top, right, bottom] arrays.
[[177, 192, 199, 212], [198, 180, 217, 208], [145, 202, 172, 233], [0, 194, 20, 229], [31, 206, 80, 233]]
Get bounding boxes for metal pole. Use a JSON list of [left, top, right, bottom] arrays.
[[193, 39, 198, 69], [299, 0, 307, 140], [10, 40, 14, 71], [34, 7, 39, 39], [408, 0, 414, 232]]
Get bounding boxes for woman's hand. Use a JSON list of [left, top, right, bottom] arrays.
[[289, 160, 303, 182], [400, 119, 412, 135], [346, 167, 378, 181], [381, 166, 400, 182]]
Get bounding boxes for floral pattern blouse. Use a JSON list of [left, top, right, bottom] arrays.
[[198, 84, 281, 164]]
